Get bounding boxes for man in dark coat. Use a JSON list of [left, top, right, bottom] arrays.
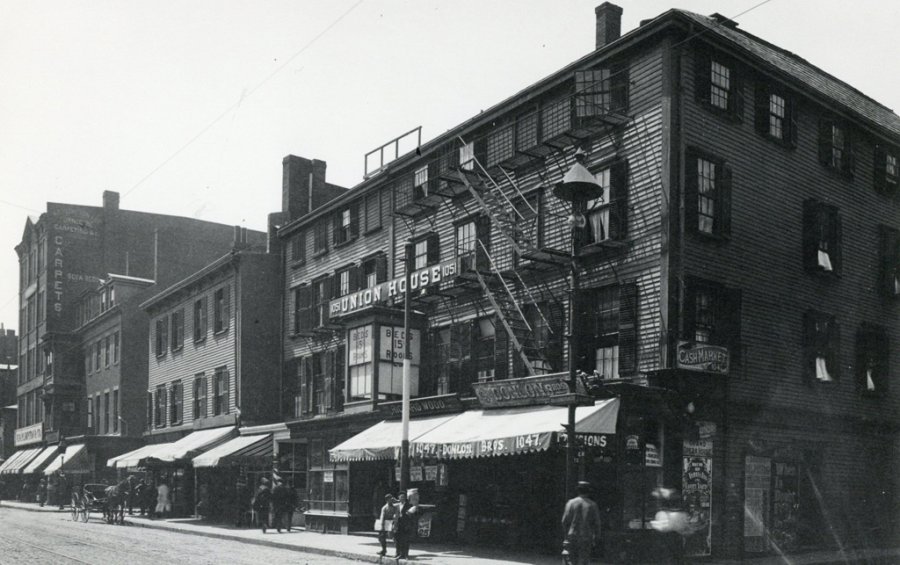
[[562, 481, 603, 565], [252, 478, 272, 533], [271, 480, 291, 533]]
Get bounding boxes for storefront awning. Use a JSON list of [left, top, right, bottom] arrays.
[[22, 445, 59, 474], [106, 443, 173, 469], [192, 434, 272, 468], [329, 414, 460, 462], [411, 398, 620, 459], [43, 444, 91, 475], [144, 426, 237, 464], [0, 447, 43, 474]]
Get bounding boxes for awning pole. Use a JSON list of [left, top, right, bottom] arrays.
[[400, 242, 413, 495]]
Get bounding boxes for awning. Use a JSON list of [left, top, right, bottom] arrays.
[[329, 414, 460, 462], [106, 443, 173, 469], [144, 426, 237, 464], [193, 434, 272, 468], [0, 447, 43, 475], [22, 446, 59, 474], [43, 444, 91, 475], [411, 398, 620, 459]]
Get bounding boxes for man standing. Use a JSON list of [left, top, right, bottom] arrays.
[[252, 477, 272, 533], [376, 494, 397, 557], [271, 480, 291, 533], [562, 481, 603, 565]]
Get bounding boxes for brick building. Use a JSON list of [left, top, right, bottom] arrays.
[[0, 328, 18, 463], [273, 4, 898, 560]]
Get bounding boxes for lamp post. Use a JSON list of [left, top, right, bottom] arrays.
[[57, 436, 67, 510], [552, 149, 605, 501], [399, 241, 413, 496]]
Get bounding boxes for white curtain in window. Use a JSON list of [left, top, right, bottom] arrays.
[[815, 356, 832, 381], [817, 250, 833, 272], [866, 368, 876, 391]]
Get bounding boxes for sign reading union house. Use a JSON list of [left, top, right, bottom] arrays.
[[329, 259, 457, 318]]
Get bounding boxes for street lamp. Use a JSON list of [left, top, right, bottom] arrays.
[[552, 149, 605, 501]]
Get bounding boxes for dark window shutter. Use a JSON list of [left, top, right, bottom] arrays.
[[802, 311, 816, 384], [476, 216, 491, 270], [618, 282, 639, 376], [721, 287, 742, 364], [351, 202, 360, 238], [494, 318, 508, 380], [301, 357, 312, 414], [427, 233, 441, 265], [829, 320, 841, 380], [855, 327, 869, 393], [223, 370, 230, 414], [473, 137, 488, 167], [547, 301, 565, 372], [832, 210, 843, 276], [223, 285, 231, 330], [684, 151, 699, 233], [802, 199, 819, 272], [729, 67, 744, 122], [818, 119, 833, 167], [754, 84, 770, 135], [349, 265, 360, 294], [609, 159, 629, 240], [682, 281, 697, 341], [718, 163, 733, 238], [842, 129, 855, 176], [335, 346, 345, 411], [694, 49, 711, 104], [786, 96, 799, 148], [298, 285, 312, 331], [331, 213, 340, 245], [874, 146, 888, 193], [324, 350, 334, 409], [880, 226, 900, 298], [375, 254, 388, 283], [610, 64, 629, 113]]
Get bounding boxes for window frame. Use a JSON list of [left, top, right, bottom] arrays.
[[213, 285, 231, 334], [879, 225, 900, 299], [155, 316, 168, 358], [818, 119, 854, 177], [155, 385, 166, 428], [685, 148, 733, 240], [874, 144, 900, 196], [855, 324, 889, 396], [695, 48, 743, 121], [803, 310, 840, 384], [170, 380, 183, 425], [802, 199, 842, 277], [170, 308, 184, 352], [193, 297, 208, 342], [193, 374, 207, 420], [214, 366, 230, 416], [682, 278, 742, 365]]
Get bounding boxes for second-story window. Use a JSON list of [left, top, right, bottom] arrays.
[[818, 119, 854, 176], [336, 266, 356, 297], [412, 234, 440, 271], [803, 200, 842, 276], [879, 226, 900, 298], [361, 254, 387, 289], [194, 297, 207, 342], [155, 317, 168, 357], [685, 149, 732, 238], [170, 381, 182, 425], [155, 385, 166, 427], [112, 389, 119, 433], [94, 340, 101, 369], [803, 310, 839, 383], [214, 366, 229, 415], [874, 145, 899, 196], [456, 221, 477, 272], [193, 374, 207, 419], [683, 279, 743, 365], [312, 276, 332, 328], [86, 397, 93, 434], [171, 309, 184, 351], [214, 285, 230, 333]]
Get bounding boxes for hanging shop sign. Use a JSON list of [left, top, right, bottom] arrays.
[[14, 423, 43, 447], [379, 394, 463, 418], [329, 259, 458, 318], [472, 373, 575, 408], [676, 341, 730, 375]]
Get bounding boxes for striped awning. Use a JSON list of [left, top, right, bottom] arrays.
[[22, 446, 59, 474], [106, 443, 172, 469], [192, 434, 272, 468], [144, 426, 236, 464], [0, 447, 43, 474], [328, 414, 459, 462], [43, 444, 91, 475]]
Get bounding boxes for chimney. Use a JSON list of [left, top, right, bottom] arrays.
[[103, 190, 120, 211], [595, 2, 623, 49], [282, 155, 329, 221]]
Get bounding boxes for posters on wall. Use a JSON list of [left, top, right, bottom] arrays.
[[683, 456, 712, 557]]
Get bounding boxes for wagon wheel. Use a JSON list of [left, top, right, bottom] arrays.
[[71, 503, 78, 522]]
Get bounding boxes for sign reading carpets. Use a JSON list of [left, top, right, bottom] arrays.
[[329, 259, 457, 318], [676, 341, 730, 375]]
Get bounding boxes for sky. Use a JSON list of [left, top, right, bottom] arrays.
[[1, 0, 898, 332]]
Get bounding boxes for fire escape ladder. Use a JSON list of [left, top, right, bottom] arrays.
[[472, 240, 545, 377]]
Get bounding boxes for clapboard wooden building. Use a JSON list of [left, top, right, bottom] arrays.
[[275, 4, 899, 559]]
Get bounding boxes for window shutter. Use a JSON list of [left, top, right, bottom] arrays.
[[694, 49, 711, 104], [801, 200, 819, 272], [331, 213, 340, 245], [324, 349, 334, 410], [547, 301, 565, 372], [730, 67, 744, 122], [494, 317, 508, 380], [874, 146, 888, 193], [349, 265, 360, 294], [224, 285, 231, 330], [427, 233, 441, 265], [473, 137, 488, 167], [828, 319, 841, 380], [618, 282, 639, 376], [298, 285, 312, 331], [879, 226, 899, 298], [375, 254, 388, 283], [855, 327, 869, 393], [842, 129, 855, 176], [682, 280, 697, 341], [610, 64, 629, 113], [609, 159, 629, 240], [817, 119, 833, 167], [753, 84, 769, 135], [334, 345, 345, 411], [350, 202, 360, 239], [223, 369, 230, 414], [832, 210, 842, 276], [786, 96, 799, 148], [684, 151, 699, 233], [475, 216, 491, 270], [301, 357, 312, 415], [718, 163, 733, 238], [802, 311, 816, 384], [721, 287, 742, 364]]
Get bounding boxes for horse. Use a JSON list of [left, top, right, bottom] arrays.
[[103, 477, 131, 524]]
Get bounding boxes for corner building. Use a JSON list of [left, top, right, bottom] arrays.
[[276, 5, 900, 560]]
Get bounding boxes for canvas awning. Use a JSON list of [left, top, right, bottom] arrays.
[[22, 445, 59, 474], [192, 434, 272, 468], [411, 398, 620, 459], [106, 443, 173, 469], [329, 414, 460, 462], [144, 426, 237, 464], [0, 447, 43, 474], [43, 444, 91, 475]]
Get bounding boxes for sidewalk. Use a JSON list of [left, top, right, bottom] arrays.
[[3, 499, 899, 565]]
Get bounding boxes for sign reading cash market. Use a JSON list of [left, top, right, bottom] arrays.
[[329, 259, 457, 318], [676, 341, 730, 375]]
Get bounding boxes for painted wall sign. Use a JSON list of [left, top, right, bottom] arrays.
[[683, 456, 713, 557], [329, 259, 458, 318], [14, 422, 43, 446], [379, 394, 463, 418], [380, 327, 421, 364], [348, 325, 373, 366], [676, 341, 730, 375], [472, 373, 574, 408]]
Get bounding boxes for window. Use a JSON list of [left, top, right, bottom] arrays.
[[541, 97, 571, 141], [155, 385, 166, 427], [95, 395, 101, 433], [456, 221, 477, 272], [413, 165, 429, 201], [474, 318, 503, 383], [170, 308, 183, 351], [314, 220, 328, 254], [487, 126, 514, 167], [685, 149, 732, 238], [95, 340, 102, 369], [170, 381, 182, 425], [193, 297, 207, 342], [293, 285, 312, 333], [155, 317, 168, 357], [755, 85, 797, 146], [113, 331, 119, 364], [336, 267, 356, 297], [112, 389, 119, 433], [147, 392, 153, 428], [100, 288, 108, 312], [802, 200, 842, 275], [683, 279, 742, 364], [85, 347, 91, 375], [312, 353, 326, 414], [879, 226, 900, 298], [109, 286, 115, 307], [578, 283, 641, 377], [103, 391, 110, 434], [193, 374, 207, 419], [361, 254, 387, 289], [86, 397, 93, 433], [459, 141, 475, 171], [696, 50, 742, 120], [214, 285, 230, 333], [874, 145, 899, 196], [104, 335, 111, 367], [333, 204, 359, 246], [412, 233, 440, 270], [818, 120, 854, 176], [365, 191, 382, 233], [214, 366, 229, 415], [312, 276, 332, 328], [803, 311, 839, 383], [291, 231, 306, 264], [855, 324, 889, 394]]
